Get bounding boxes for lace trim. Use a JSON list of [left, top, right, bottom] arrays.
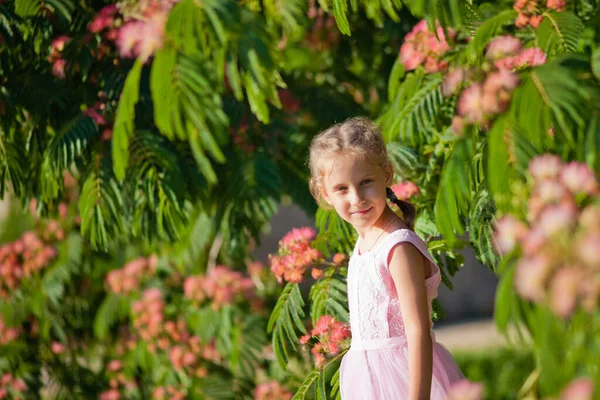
[[347, 229, 441, 340]]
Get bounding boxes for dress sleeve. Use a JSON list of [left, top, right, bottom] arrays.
[[379, 230, 439, 275]]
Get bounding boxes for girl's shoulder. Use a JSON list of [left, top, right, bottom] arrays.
[[377, 229, 439, 274]]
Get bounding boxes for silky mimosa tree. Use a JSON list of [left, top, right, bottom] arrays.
[[1, 0, 599, 399]]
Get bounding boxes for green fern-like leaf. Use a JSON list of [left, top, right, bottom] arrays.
[[383, 72, 445, 147], [519, 60, 590, 151], [310, 274, 349, 325], [128, 130, 189, 243], [386, 142, 424, 179], [584, 114, 600, 173], [465, 9, 518, 61], [330, 367, 341, 400], [93, 293, 129, 340], [113, 60, 143, 181], [44, 0, 76, 23], [79, 142, 126, 251], [536, 11, 584, 56], [592, 47, 600, 80], [15, 0, 41, 16], [151, 49, 227, 184], [41, 116, 99, 201], [314, 207, 355, 258], [267, 283, 307, 369], [486, 115, 518, 204], [292, 369, 320, 400], [291, 350, 347, 400], [195, 364, 237, 399], [0, 126, 27, 199], [237, 314, 269, 378], [188, 305, 221, 342], [263, 0, 306, 37], [434, 137, 473, 245], [468, 189, 497, 268], [166, 0, 232, 55], [42, 233, 82, 307], [387, 58, 406, 102], [215, 151, 281, 263]]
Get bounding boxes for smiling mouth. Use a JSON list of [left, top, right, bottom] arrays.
[[353, 207, 372, 215]]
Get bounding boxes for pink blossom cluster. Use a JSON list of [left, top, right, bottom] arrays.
[[0, 373, 27, 399], [115, 0, 179, 63], [514, 0, 566, 28], [167, 331, 220, 376], [152, 386, 186, 400], [446, 379, 485, 400], [183, 266, 255, 309], [445, 35, 547, 133], [311, 252, 348, 280], [131, 288, 164, 341], [332, 253, 347, 266], [493, 43, 547, 71], [106, 255, 158, 295], [270, 227, 321, 283], [40, 219, 66, 242], [391, 181, 421, 201], [83, 102, 107, 126], [48, 35, 70, 78], [0, 232, 57, 298], [89, 5, 118, 35], [0, 316, 21, 346], [99, 359, 138, 400], [254, 380, 293, 400], [454, 69, 519, 130], [561, 377, 594, 400], [494, 155, 600, 317], [299, 315, 351, 368], [400, 20, 453, 73]]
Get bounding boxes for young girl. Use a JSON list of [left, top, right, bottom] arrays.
[[308, 117, 464, 399]]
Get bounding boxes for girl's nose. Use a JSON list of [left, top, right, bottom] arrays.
[[351, 189, 365, 205]]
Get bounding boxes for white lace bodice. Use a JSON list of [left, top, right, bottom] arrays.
[[347, 229, 441, 341]]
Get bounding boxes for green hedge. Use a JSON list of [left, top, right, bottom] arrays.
[[455, 348, 535, 400]]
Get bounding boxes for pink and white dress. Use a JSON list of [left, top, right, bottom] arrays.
[[340, 228, 464, 399]]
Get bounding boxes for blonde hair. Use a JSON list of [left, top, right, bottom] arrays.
[[308, 116, 416, 229]]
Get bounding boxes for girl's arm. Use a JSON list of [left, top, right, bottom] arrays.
[[388, 242, 433, 400]]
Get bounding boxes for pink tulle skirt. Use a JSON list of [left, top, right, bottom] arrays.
[[340, 335, 464, 399]]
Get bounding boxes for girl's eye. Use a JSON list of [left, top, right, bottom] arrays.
[[334, 186, 347, 192], [361, 179, 373, 186]]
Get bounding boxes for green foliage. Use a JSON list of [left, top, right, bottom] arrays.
[[268, 283, 307, 369], [41, 116, 99, 201], [468, 189, 497, 268], [291, 351, 346, 400], [150, 50, 227, 184], [313, 208, 355, 258], [309, 274, 349, 325], [3, 0, 600, 397], [78, 142, 125, 251], [455, 348, 536, 400], [113, 60, 143, 182], [536, 11, 585, 56], [465, 9, 518, 62], [434, 136, 473, 245], [382, 70, 447, 147], [0, 126, 27, 199]]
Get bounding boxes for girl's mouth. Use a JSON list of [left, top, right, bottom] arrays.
[[353, 207, 372, 215]]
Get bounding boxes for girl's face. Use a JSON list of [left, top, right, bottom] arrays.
[[321, 153, 392, 232]]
